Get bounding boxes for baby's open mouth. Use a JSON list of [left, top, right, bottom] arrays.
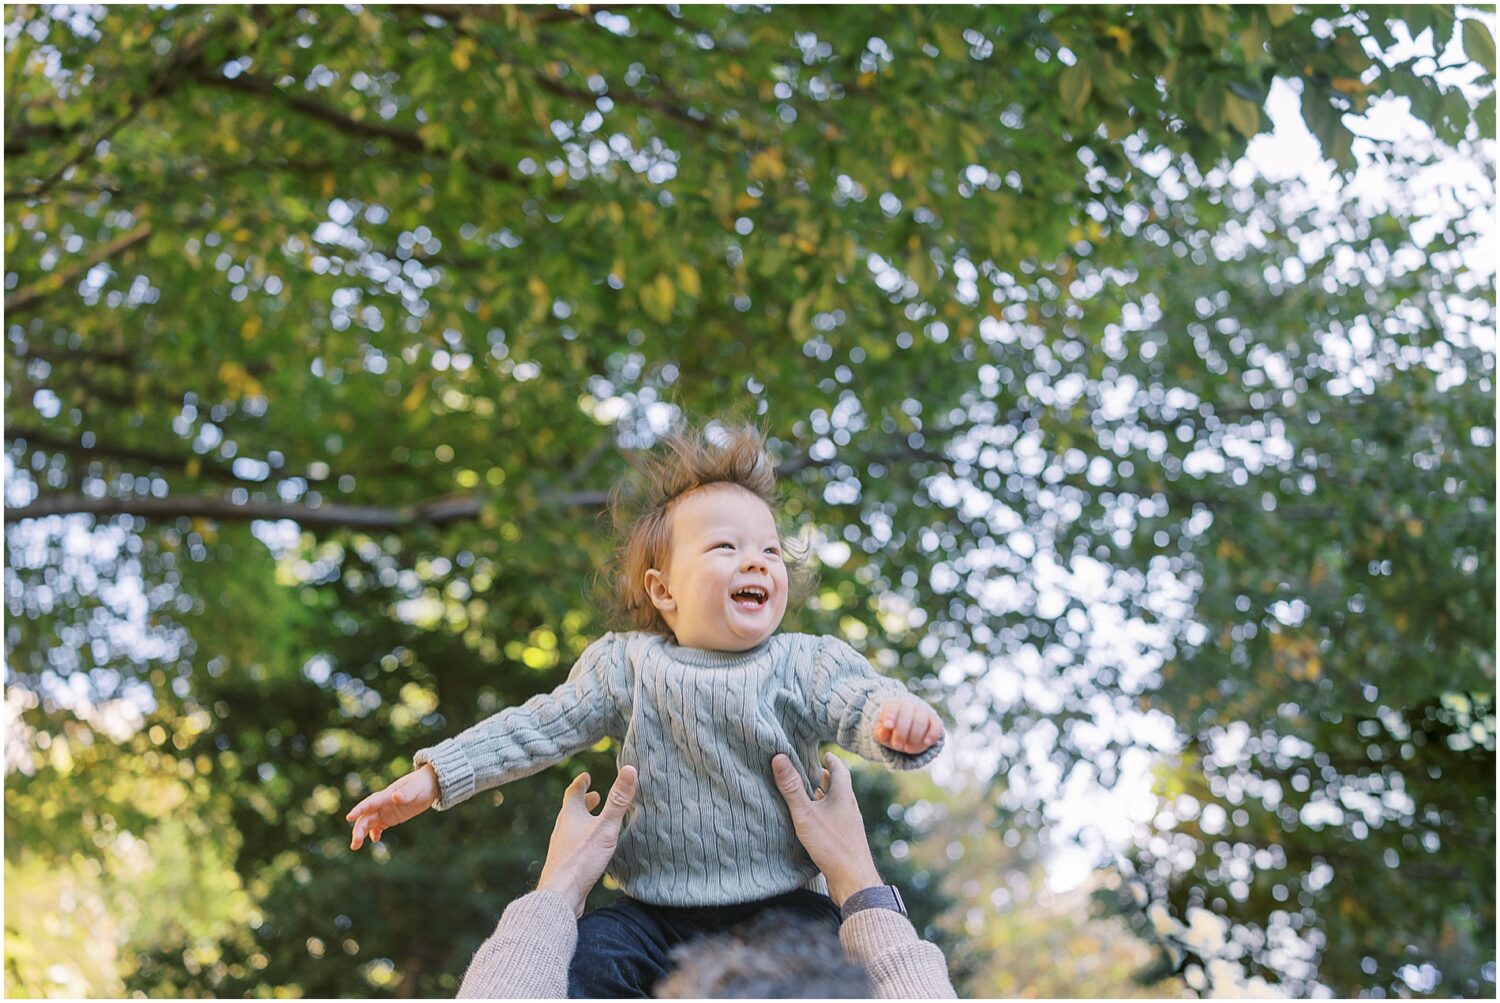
[[731, 586, 769, 608]]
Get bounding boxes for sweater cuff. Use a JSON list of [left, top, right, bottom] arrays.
[[496, 889, 580, 955], [861, 691, 946, 770], [840, 908, 956, 998], [413, 737, 475, 810]]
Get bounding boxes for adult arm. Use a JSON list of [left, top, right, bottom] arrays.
[[457, 890, 576, 999], [458, 767, 638, 998], [772, 752, 958, 999], [415, 633, 630, 809], [840, 909, 958, 1000]]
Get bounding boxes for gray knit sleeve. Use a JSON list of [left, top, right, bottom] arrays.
[[801, 635, 944, 770], [414, 632, 629, 810]]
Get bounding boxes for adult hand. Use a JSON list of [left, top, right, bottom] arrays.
[[346, 764, 440, 850], [771, 752, 884, 908], [537, 765, 639, 918]]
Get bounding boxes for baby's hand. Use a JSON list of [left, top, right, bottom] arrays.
[[872, 697, 943, 755], [345, 764, 439, 850]]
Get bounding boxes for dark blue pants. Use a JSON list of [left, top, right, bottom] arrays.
[[566, 888, 841, 998]]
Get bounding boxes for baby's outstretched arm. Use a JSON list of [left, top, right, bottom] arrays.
[[802, 636, 946, 769], [346, 763, 440, 850], [342, 633, 629, 847]]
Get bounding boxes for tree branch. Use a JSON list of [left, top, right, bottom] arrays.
[[5, 490, 536, 528], [5, 425, 263, 487], [4, 437, 964, 528], [4, 222, 153, 315], [190, 68, 519, 185]]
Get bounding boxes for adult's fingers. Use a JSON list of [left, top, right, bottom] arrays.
[[584, 791, 602, 812], [560, 772, 591, 809], [598, 765, 637, 824], [822, 752, 854, 798]]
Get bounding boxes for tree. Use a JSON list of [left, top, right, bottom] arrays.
[[6, 4, 1492, 996]]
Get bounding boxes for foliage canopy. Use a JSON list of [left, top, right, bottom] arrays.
[[5, 4, 1494, 997]]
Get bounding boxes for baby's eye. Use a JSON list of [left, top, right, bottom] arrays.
[[714, 542, 734, 550]]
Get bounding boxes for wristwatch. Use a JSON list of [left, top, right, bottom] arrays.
[[840, 884, 907, 921]]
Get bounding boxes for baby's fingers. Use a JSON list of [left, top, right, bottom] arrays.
[[346, 789, 389, 823], [350, 813, 372, 850]]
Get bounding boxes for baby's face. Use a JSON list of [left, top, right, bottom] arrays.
[[645, 483, 789, 651]]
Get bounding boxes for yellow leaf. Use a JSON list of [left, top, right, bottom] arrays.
[[1405, 518, 1425, 538], [403, 381, 427, 413], [654, 273, 676, 314], [241, 315, 262, 340], [676, 263, 700, 298], [1309, 559, 1326, 587], [452, 37, 475, 72], [1105, 25, 1133, 55], [185, 457, 202, 479], [748, 147, 786, 182], [527, 275, 549, 303]]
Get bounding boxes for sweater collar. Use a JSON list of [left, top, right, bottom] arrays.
[[658, 634, 776, 667]]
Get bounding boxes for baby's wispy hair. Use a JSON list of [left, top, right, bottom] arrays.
[[600, 420, 814, 637]]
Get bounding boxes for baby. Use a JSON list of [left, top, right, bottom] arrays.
[[345, 422, 944, 995]]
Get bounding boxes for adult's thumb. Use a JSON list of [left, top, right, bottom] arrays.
[[599, 765, 638, 823], [772, 754, 806, 803]]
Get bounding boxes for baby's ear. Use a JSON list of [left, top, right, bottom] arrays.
[[643, 569, 676, 613]]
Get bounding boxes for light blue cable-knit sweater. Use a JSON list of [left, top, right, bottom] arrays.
[[414, 631, 944, 907]]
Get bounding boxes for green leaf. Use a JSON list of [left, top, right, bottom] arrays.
[[1479, 93, 1497, 140], [1195, 86, 1225, 131], [1059, 63, 1092, 119], [1146, 18, 1174, 54], [1464, 18, 1496, 75]]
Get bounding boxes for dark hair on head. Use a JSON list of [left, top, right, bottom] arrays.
[[654, 910, 873, 998], [599, 419, 815, 638]]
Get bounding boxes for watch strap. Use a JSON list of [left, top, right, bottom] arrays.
[[840, 884, 907, 921]]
